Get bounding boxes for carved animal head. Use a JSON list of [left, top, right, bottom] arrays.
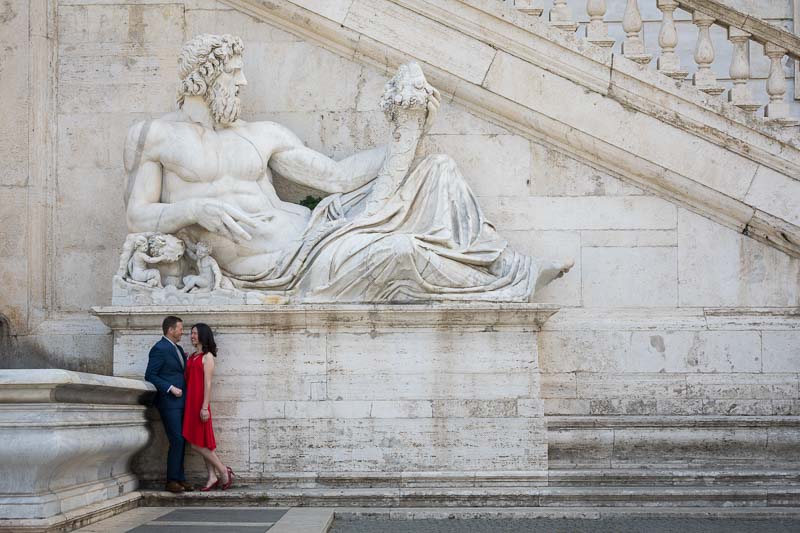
[[148, 234, 186, 262]]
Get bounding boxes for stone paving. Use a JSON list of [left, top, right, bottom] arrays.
[[78, 506, 800, 533], [330, 517, 800, 533], [75, 506, 334, 533]]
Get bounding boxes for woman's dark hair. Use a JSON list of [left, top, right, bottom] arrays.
[[192, 323, 217, 357]]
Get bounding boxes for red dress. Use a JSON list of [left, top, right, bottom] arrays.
[[182, 352, 217, 450]]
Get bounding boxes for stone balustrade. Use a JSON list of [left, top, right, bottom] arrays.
[[503, 0, 800, 126]]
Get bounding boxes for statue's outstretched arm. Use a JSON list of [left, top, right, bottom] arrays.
[[268, 126, 387, 194]]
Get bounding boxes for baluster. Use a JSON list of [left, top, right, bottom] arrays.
[[763, 43, 798, 124], [726, 27, 759, 113], [622, 0, 652, 65], [586, 0, 615, 48], [691, 11, 724, 96], [656, 0, 687, 80], [514, 0, 542, 17], [550, 0, 578, 33]]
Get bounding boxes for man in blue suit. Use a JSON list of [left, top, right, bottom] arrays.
[[144, 315, 195, 493]]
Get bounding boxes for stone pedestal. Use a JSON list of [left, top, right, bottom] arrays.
[[0, 370, 154, 531], [92, 304, 558, 487]]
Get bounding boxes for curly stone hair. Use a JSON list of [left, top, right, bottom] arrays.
[[176, 33, 245, 108]]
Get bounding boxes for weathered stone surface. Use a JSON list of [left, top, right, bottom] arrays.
[[627, 331, 762, 373], [763, 331, 800, 373], [0, 370, 153, 526], [678, 209, 800, 307], [480, 196, 677, 231], [98, 304, 550, 483], [422, 134, 531, 198], [746, 166, 800, 227], [582, 247, 678, 307], [529, 143, 643, 197], [4, 0, 800, 504]]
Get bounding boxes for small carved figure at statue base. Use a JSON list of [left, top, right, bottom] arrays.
[[128, 236, 164, 288], [182, 241, 222, 293]]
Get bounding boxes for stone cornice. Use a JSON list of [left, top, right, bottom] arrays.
[[91, 303, 561, 331], [221, 0, 800, 258], [0, 370, 154, 404]]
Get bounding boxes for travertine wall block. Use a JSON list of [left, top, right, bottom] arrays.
[[677, 209, 800, 307], [582, 247, 678, 307]]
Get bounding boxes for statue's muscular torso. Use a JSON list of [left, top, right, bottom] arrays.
[[146, 117, 311, 275]]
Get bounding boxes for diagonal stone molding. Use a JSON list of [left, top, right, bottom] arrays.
[[221, 0, 800, 258]]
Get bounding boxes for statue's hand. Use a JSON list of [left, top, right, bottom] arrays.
[[423, 87, 441, 134], [191, 199, 257, 243]]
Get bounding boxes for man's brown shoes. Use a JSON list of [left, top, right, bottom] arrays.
[[165, 481, 184, 493], [180, 481, 195, 492]]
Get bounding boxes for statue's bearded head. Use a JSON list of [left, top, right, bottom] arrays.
[[176, 34, 246, 126]]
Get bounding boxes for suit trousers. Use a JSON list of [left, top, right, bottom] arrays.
[[159, 406, 186, 482]]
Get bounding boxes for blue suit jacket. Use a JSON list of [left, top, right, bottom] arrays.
[[144, 337, 187, 410]]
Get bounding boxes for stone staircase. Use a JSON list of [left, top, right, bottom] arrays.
[[505, 0, 800, 127], [222, 0, 800, 259]]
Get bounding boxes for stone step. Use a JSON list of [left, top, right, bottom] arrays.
[[140, 484, 800, 508]]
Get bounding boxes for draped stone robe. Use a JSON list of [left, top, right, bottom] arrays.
[[229, 154, 546, 302]]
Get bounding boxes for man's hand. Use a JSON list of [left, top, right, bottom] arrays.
[[191, 199, 257, 243], [170, 387, 183, 398], [423, 87, 441, 134]]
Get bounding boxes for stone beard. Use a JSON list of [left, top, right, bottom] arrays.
[[116, 33, 573, 304], [207, 76, 241, 126]]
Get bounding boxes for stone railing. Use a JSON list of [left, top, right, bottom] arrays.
[[504, 0, 800, 126]]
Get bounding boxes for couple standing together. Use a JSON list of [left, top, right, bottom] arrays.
[[144, 315, 234, 492]]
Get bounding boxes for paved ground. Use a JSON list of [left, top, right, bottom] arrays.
[[79, 507, 800, 533], [76, 507, 291, 533], [330, 517, 800, 533]]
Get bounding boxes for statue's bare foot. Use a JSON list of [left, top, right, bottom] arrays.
[[532, 257, 576, 296], [554, 258, 575, 279]]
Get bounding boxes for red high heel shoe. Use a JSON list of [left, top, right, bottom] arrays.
[[220, 467, 234, 490], [199, 480, 219, 492]]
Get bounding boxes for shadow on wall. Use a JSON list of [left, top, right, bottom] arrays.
[[0, 314, 50, 369], [0, 314, 112, 374]]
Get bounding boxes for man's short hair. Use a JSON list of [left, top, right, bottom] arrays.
[[162, 316, 183, 335]]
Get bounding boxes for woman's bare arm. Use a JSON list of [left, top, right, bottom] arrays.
[[201, 353, 216, 419]]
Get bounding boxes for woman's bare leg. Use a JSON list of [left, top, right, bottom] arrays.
[[190, 444, 229, 483], [203, 457, 218, 487]]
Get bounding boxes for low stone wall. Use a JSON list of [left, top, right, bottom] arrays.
[[94, 304, 556, 486], [0, 370, 155, 531], [94, 303, 800, 498]]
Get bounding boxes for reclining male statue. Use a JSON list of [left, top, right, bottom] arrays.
[[122, 34, 572, 302]]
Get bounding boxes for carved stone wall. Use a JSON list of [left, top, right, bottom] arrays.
[[1, 0, 798, 428]]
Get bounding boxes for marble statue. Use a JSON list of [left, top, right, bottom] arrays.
[[181, 240, 222, 293], [117, 33, 572, 304], [127, 235, 164, 288]]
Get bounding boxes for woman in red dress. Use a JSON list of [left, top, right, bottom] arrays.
[[182, 323, 233, 491]]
